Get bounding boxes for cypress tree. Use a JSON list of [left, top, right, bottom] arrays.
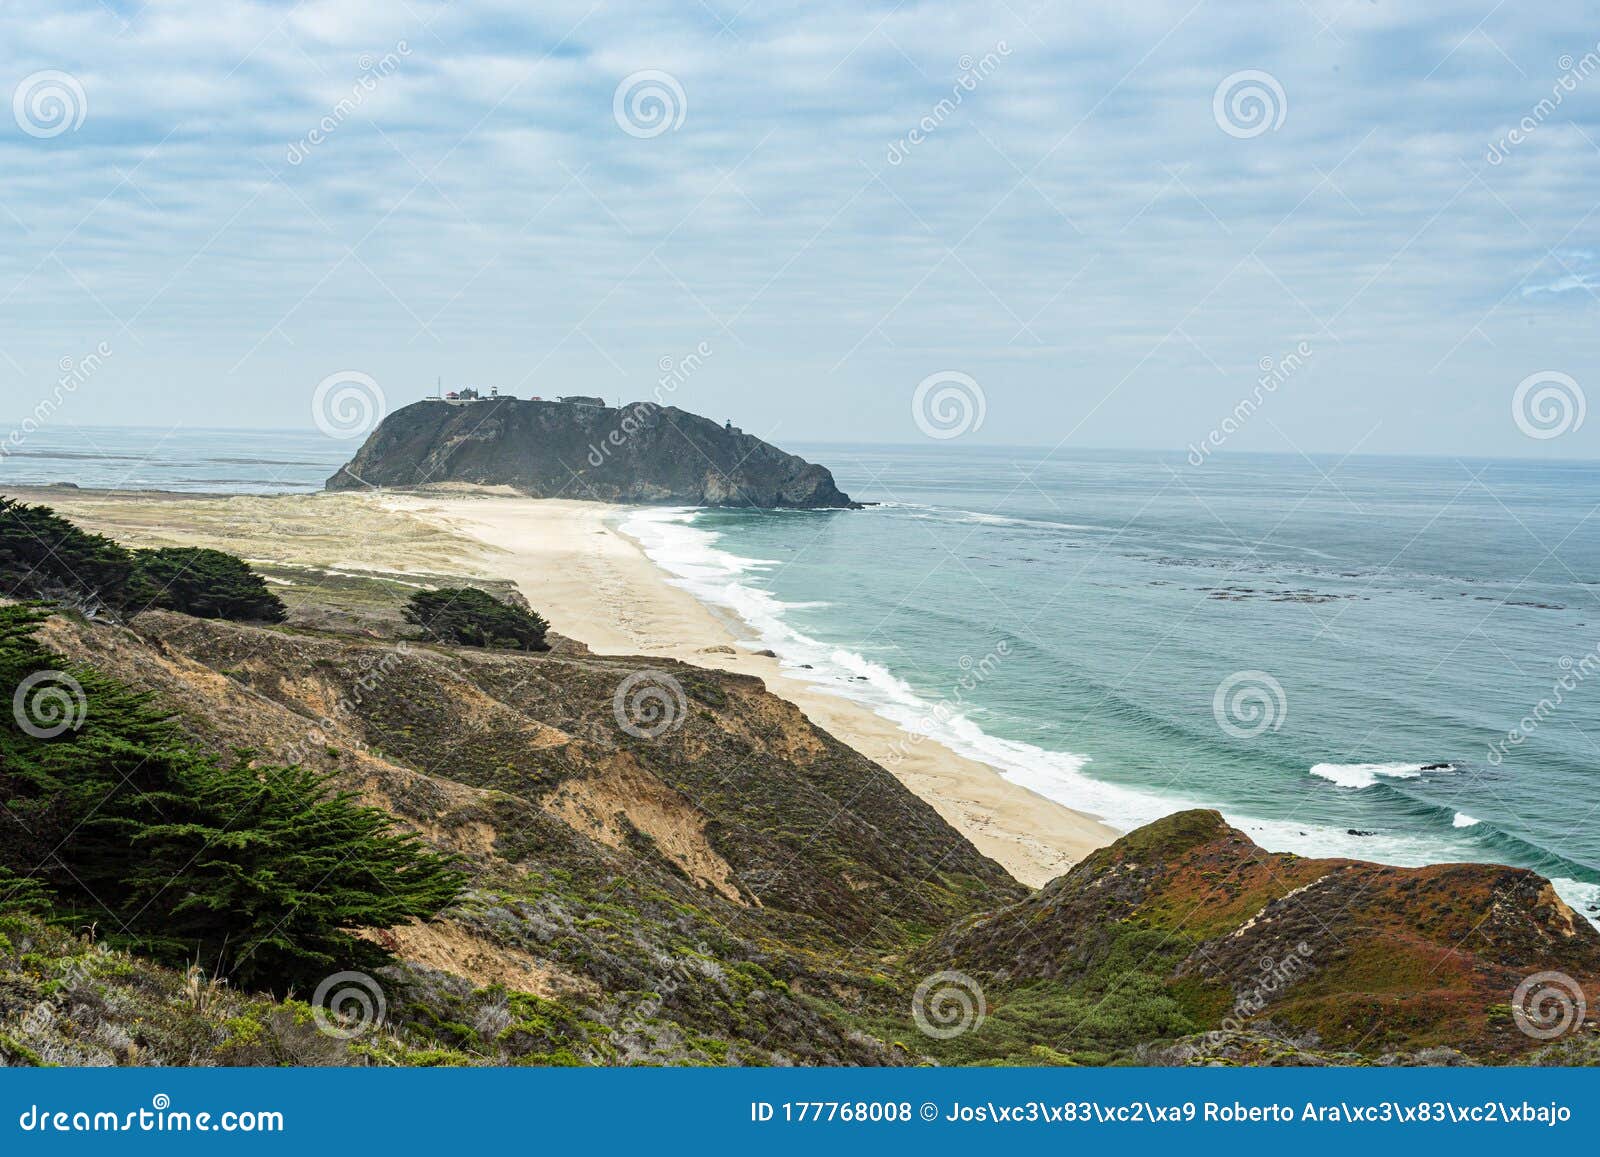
[[0, 497, 135, 615], [404, 587, 550, 650], [0, 605, 461, 989], [129, 546, 288, 622]]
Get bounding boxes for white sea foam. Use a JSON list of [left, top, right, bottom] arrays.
[[1453, 812, 1481, 828], [881, 503, 1103, 533], [1308, 761, 1440, 789], [1228, 815, 1473, 867], [620, 508, 1600, 931], [618, 506, 1190, 832], [1224, 821, 1598, 928], [1552, 878, 1600, 925], [946, 509, 1103, 532]]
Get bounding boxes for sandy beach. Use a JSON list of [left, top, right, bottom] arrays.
[[17, 484, 1117, 886], [380, 490, 1119, 886]]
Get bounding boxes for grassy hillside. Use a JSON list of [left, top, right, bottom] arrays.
[[918, 810, 1600, 1064], [2, 521, 1596, 1066]]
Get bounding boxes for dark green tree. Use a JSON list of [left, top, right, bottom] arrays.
[[0, 605, 460, 989], [0, 497, 135, 614], [130, 546, 287, 623], [403, 587, 550, 651]]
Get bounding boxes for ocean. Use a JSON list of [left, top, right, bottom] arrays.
[[6, 427, 1598, 920], [0, 425, 341, 493], [622, 444, 1600, 925]]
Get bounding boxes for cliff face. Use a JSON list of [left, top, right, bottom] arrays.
[[7, 574, 1599, 1065], [14, 605, 1015, 1066], [326, 399, 858, 508]]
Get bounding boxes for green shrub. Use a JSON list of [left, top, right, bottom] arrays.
[[0, 497, 135, 614], [130, 546, 287, 622], [0, 867, 51, 915], [0, 501, 286, 625], [403, 587, 549, 651], [0, 605, 460, 990]]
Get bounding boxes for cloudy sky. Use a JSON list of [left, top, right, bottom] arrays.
[[1, 0, 1597, 457]]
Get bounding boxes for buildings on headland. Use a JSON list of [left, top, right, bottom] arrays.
[[441, 386, 494, 405], [426, 381, 503, 405], [426, 385, 612, 408]]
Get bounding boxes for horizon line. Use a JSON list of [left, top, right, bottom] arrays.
[[5, 421, 1597, 466]]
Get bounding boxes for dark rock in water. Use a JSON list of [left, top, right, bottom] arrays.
[[1348, 829, 1377, 837], [326, 398, 859, 509]]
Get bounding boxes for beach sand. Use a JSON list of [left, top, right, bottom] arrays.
[[380, 490, 1119, 886], [16, 484, 1118, 886]]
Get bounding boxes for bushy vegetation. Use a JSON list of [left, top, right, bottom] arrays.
[[0, 497, 135, 614], [403, 587, 550, 651], [0, 605, 461, 990], [129, 546, 287, 622], [0, 909, 460, 1066], [0, 498, 284, 624]]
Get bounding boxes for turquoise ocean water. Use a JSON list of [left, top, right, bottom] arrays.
[[621, 444, 1600, 924], [6, 428, 1597, 920]]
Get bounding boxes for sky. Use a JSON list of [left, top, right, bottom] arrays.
[[0, 0, 1597, 459]]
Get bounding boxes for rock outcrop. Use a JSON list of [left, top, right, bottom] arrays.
[[921, 809, 1600, 1062], [326, 398, 858, 508]]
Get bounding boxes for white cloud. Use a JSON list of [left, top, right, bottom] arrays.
[[0, 0, 1593, 459]]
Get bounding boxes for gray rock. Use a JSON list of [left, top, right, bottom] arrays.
[[327, 398, 859, 509]]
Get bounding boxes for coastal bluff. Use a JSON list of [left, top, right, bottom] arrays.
[[4, 491, 1598, 1064], [326, 397, 859, 508]]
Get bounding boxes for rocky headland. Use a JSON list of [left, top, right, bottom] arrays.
[[326, 398, 858, 509]]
